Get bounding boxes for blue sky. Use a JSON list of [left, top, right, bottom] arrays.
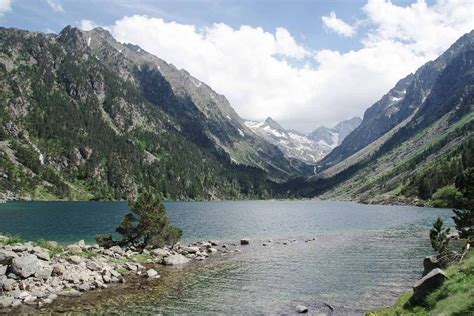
[[0, 0, 472, 131]]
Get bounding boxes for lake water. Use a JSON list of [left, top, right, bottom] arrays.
[[0, 200, 452, 314]]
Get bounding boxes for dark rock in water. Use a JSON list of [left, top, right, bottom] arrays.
[[412, 268, 447, 303], [422, 255, 441, 276], [295, 305, 308, 313], [240, 239, 250, 245], [324, 302, 335, 311]]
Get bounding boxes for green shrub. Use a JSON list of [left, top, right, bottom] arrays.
[[430, 185, 463, 208]]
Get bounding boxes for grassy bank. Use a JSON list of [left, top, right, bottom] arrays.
[[370, 251, 473, 315]]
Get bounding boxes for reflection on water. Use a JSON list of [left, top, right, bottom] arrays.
[[0, 200, 452, 314]]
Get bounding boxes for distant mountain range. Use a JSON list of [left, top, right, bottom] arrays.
[[244, 117, 361, 165]]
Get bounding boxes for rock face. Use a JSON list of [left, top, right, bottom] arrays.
[[164, 254, 190, 266], [422, 255, 441, 276], [11, 255, 42, 278], [412, 268, 448, 303]]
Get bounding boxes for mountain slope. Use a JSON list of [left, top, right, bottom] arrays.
[[0, 26, 302, 200], [274, 30, 474, 204], [79, 27, 312, 181], [317, 31, 474, 170]]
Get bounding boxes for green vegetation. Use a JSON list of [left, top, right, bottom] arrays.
[[0, 232, 23, 245], [369, 252, 474, 316], [34, 239, 64, 257], [369, 169, 473, 315], [0, 28, 273, 201], [96, 192, 182, 250]]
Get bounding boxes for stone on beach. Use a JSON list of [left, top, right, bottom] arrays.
[[0, 250, 18, 265], [11, 254, 42, 278]]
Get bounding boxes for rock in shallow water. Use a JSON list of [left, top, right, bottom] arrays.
[[240, 239, 250, 245], [295, 305, 308, 313], [146, 269, 159, 278]]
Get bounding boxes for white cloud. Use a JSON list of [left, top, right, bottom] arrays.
[[0, 0, 11, 15], [321, 11, 356, 37], [79, 19, 98, 31], [96, 0, 473, 132], [46, 0, 64, 12]]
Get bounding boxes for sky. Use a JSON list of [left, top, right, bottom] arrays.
[[1, 0, 473, 132]]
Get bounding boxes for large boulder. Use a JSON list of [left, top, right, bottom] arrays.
[[32, 247, 50, 261], [146, 269, 159, 278], [67, 244, 82, 254], [0, 250, 18, 265], [422, 255, 441, 276], [412, 268, 448, 303], [0, 296, 14, 308], [11, 254, 42, 278], [164, 254, 190, 266]]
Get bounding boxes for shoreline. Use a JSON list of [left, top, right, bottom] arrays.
[[0, 235, 241, 312]]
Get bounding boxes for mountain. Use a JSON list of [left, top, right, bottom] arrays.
[[307, 117, 362, 149], [245, 117, 361, 165], [276, 30, 474, 205], [0, 26, 310, 201], [245, 117, 326, 165]]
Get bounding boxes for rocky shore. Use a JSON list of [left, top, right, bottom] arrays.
[[0, 235, 229, 312]]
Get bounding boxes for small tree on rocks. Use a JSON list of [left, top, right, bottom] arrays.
[[96, 192, 182, 250]]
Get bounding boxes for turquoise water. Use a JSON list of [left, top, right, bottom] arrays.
[[0, 200, 452, 313]]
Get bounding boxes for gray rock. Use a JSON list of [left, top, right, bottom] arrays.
[[109, 245, 124, 255], [11, 299, 21, 308], [67, 244, 82, 254], [207, 248, 218, 253], [295, 305, 308, 313], [125, 262, 138, 271], [35, 264, 53, 280], [1, 278, 17, 291], [164, 254, 190, 265], [0, 250, 18, 265], [32, 247, 50, 261], [102, 275, 111, 283], [86, 261, 101, 271], [412, 268, 448, 303], [422, 255, 441, 276], [146, 269, 159, 278], [11, 254, 42, 278], [209, 240, 219, 246], [0, 296, 14, 308], [68, 255, 82, 264], [181, 246, 199, 254], [240, 239, 250, 245], [0, 264, 7, 275]]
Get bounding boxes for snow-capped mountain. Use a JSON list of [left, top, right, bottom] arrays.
[[244, 117, 360, 165], [307, 117, 362, 149]]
